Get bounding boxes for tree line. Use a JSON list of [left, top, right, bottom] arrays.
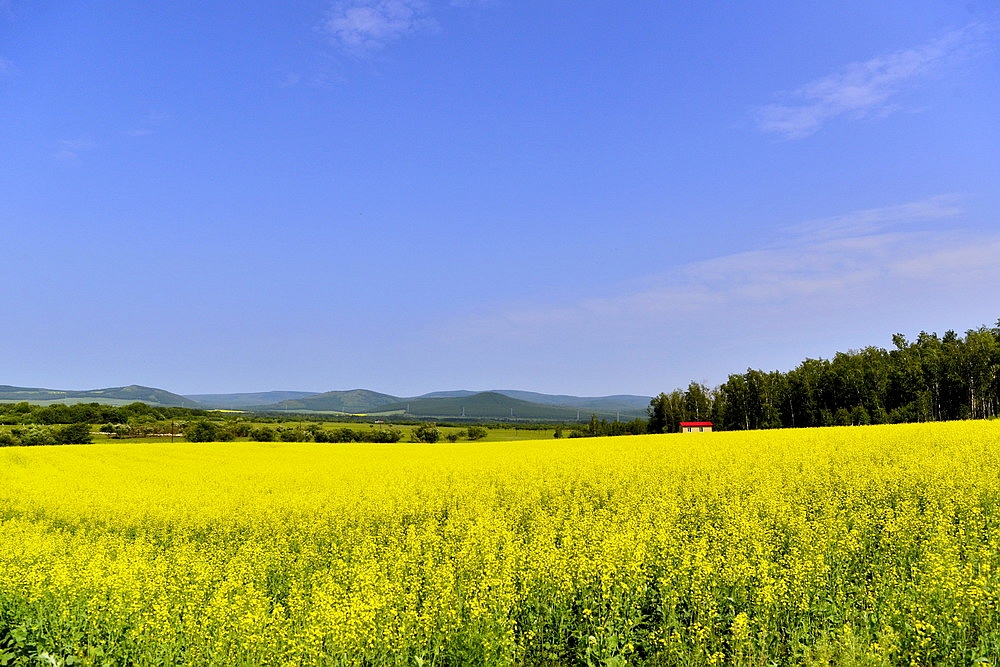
[[0, 401, 205, 426], [649, 321, 1000, 432]]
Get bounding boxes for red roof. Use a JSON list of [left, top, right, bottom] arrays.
[[679, 421, 713, 427]]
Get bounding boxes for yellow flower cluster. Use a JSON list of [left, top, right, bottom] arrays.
[[2, 422, 1000, 665]]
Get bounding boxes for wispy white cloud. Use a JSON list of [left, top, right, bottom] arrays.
[[0, 57, 13, 77], [440, 196, 1000, 380], [782, 195, 963, 243], [124, 111, 168, 138], [755, 22, 993, 139], [449, 0, 499, 7], [323, 0, 436, 57], [53, 138, 97, 163]]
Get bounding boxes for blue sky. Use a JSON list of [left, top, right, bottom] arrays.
[[2, 1, 998, 397]]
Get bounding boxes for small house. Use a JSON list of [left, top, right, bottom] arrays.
[[680, 421, 713, 433]]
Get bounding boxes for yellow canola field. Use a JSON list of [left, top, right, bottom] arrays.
[[2, 422, 1000, 665]]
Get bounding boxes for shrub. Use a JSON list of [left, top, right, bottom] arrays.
[[185, 420, 219, 443], [248, 427, 276, 442], [328, 428, 361, 443], [228, 422, 253, 438], [54, 423, 93, 445], [412, 424, 440, 443], [17, 425, 57, 446], [466, 426, 488, 441], [278, 428, 309, 442], [367, 427, 403, 443]]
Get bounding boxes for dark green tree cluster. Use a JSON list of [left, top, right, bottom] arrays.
[[411, 423, 440, 443], [466, 425, 488, 440], [567, 414, 648, 438], [0, 401, 207, 426], [0, 423, 93, 447], [442, 426, 489, 442], [244, 425, 404, 443], [313, 426, 404, 443], [649, 323, 1000, 432], [648, 382, 715, 433]]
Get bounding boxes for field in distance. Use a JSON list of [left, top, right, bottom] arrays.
[[3, 422, 1000, 665]]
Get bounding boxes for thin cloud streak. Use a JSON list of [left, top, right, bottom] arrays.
[[323, 0, 436, 57], [123, 111, 168, 138], [53, 138, 97, 163], [446, 197, 998, 346], [756, 22, 993, 139], [782, 195, 963, 243]]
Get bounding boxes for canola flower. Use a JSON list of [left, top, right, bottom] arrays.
[[1, 422, 1000, 665]]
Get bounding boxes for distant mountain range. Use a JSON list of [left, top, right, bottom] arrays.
[[0, 384, 202, 408], [184, 391, 318, 409], [0, 384, 652, 421]]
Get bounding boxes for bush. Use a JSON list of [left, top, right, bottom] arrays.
[[216, 427, 237, 442], [0, 431, 18, 447], [328, 428, 361, 443], [248, 427, 276, 442], [228, 422, 253, 438], [185, 420, 219, 443], [54, 423, 93, 445], [16, 425, 57, 446], [366, 427, 403, 443], [412, 424, 440, 443], [466, 426, 488, 441], [278, 428, 309, 442]]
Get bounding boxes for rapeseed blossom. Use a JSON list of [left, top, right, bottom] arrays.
[[1, 423, 1000, 664]]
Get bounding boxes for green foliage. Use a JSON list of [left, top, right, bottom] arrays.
[[277, 427, 309, 443], [228, 422, 253, 438], [366, 427, 402, 443], [569, 415, 648, 439], [184, 420, 218, 443], [411, 423, 440, 443], [248, 427, 276, 442], [657, 320, 1000, 431], [328, 428, 361, 443], [465, 425, 488, 441], [53, 423, 92, 445], [13, 426, 56, 446], [311, 426, 404, 444], [0, 401, 208, 430]]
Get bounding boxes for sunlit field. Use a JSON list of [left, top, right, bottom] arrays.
[[3, 422, 1000, 665]]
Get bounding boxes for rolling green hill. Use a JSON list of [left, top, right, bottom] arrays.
[[185, 391, 319, 409], [488, 390, 650, 413], [266, 389, 401, 413], [0, 384, 650, 421], [372, 392, 606, 421], [413, 390, 649, 418], [0, 385, 203, 408]]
